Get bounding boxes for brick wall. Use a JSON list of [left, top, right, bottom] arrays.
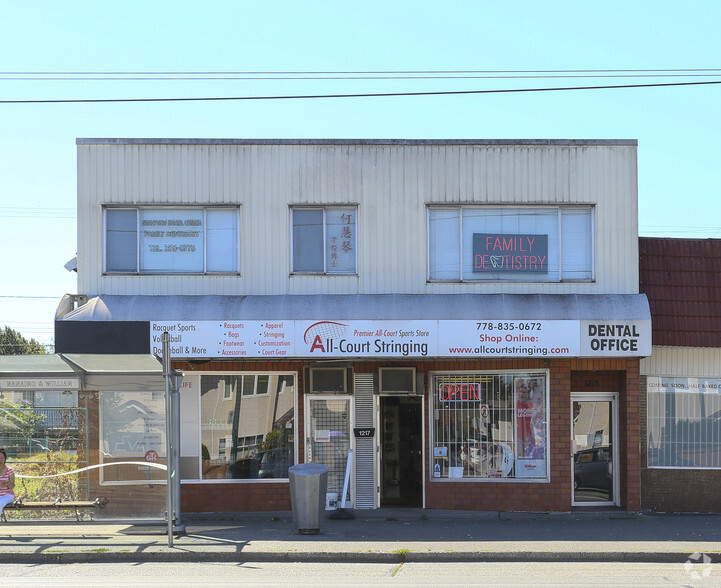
[[181, 482, 291, 512]]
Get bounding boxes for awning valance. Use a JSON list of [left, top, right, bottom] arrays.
[[55, 294, 652, 359], [56, 293, 651, 322]]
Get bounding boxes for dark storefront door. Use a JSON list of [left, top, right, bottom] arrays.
[[380, 396, 422, 507]]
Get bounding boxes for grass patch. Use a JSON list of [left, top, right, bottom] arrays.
[[11, 451, 82, 500], [7, 451, 86, 520], [391, 548, 409, 569]]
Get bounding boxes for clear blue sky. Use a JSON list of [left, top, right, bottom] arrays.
[[1, 1, 720, 347]]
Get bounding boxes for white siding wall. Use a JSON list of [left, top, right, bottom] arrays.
[[641, 346, 721, 378], [77, 141, 639, 296]]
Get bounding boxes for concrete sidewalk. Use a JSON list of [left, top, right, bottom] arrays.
[[1, 509, 720, 564]]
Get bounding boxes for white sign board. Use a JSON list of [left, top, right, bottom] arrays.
[[150, 319, 651, 359], [579, 320, 652, 356], [0, 378, 80, 390]]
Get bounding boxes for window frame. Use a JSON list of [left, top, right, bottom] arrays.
[[290, 205, 358, 276], [428, 369, 550, 483], [103, 205, 241, 275], [240, 374, 271, 397], [646, 375, 721, 470], [426, 205, 595, 283]]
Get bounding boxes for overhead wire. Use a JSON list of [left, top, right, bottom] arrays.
[[0, 207, 75, 218], [3, 73, 721, 81], [1, 79, 720, 104], [2, 68, 721, 77]]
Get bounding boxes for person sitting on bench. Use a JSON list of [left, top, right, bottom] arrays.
[[0, 448, 16, 518]]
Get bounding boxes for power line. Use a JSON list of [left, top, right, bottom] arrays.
[[0, 207, 75, 219], [0, 295, 64, 299], [2, 68, 721, 75], [4, 73, 721, 81], [2, 79, 720, 105]]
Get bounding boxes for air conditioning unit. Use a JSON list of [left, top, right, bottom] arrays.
[[308, 367, 348, 394], [378, 367, 420, 396]]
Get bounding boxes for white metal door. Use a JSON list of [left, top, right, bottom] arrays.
[[304, 395, 353, 505]]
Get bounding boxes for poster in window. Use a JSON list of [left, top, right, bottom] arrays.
[[514, 376, 547, 477], [139, 209, 205, 272], [99, 391, 166, 483]]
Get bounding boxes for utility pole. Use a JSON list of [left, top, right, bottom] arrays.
[[161, 331, 181, 547]]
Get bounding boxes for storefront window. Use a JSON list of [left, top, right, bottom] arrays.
[[196, 373, 296, 480], [431, 372, 548, 480], [647, 376, 721, 468]]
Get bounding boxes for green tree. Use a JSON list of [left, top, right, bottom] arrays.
[[0, 325, 47, 355], [0, 400, 46, 437]]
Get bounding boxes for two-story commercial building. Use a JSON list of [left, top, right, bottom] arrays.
[[54, 139, 651, 514]]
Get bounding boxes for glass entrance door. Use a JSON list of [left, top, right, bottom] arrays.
[[571, 394, 618, 506], [305, 396, 352, 506]]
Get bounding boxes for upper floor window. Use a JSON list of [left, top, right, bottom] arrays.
[[428, 206, 593, 282], [105, 207, 239, 274], [291, 207, 357, 274]]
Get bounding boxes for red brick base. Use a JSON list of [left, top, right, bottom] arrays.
[[182, 482, 291, 513]]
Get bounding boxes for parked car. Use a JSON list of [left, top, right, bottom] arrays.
[[574, 447, 611, 491], [257, 447, 293, 479]]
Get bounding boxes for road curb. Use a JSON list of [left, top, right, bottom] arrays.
[[1, 549, 717, 565]]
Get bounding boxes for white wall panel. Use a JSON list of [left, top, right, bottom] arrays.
[[77, 140, 638, 297], [641, 346, 721, 378]]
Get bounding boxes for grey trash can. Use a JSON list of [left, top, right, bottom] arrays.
[[288, 463, 328, 535]]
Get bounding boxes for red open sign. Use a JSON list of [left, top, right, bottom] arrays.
[[438, 383, 481, 402]]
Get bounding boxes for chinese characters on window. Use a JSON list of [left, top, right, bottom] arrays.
[[292, 207, 356, 274]]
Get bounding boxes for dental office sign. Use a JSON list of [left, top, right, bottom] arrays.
[[150, 319, 650, 359], [473, 233, 548, 273]]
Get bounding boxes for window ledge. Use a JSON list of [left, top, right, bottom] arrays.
[[104, 273, 242, 277], [290, 273, 359, 277]]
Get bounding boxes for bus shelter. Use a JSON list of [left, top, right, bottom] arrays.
[[0, 353, 181, 524]]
